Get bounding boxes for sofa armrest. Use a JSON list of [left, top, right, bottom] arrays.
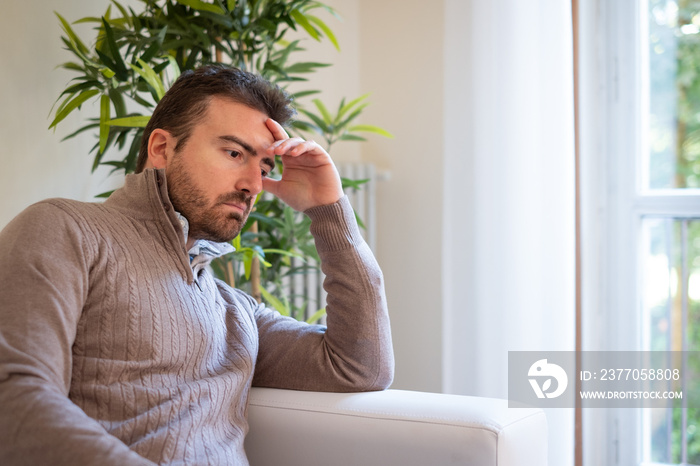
[[245, 387, 547, 466]]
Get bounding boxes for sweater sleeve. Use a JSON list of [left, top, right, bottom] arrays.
[[0, 202, 154, 466], [252, 196, 394, 391]]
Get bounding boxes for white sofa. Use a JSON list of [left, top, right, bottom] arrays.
[[245, 387, 548, 466]]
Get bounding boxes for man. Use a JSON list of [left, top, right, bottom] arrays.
[[0, 65, 394, 465]]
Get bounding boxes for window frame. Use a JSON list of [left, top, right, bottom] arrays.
[[583, 0, 700, 464]]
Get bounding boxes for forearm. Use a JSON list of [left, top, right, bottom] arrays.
[[0, 201, 154, 465], [0, 376, 154, 466], [253, 196, 394, 391]]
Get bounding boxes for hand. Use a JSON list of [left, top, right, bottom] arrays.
[[262, 119, 344, 212]]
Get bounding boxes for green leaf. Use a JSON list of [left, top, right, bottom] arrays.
[[100, 67, 116, 79], [110, 0, 129, 21], [354, 211, 366, 229], [289, 120, 319, 134], [336, 104, 369, 131], [108, 88, 127, 117], [348, 124, 394, 138], [262, 248, 305, 259], [291, 90, 320, 99], [139, 27, 168, 63], [95, 49, 120, 77], [99, 94, 110, 153], [339, 133, 366, 142], [63, 38, 102, 69], [95, 190, 116, 198], [130, 59, 166, 100], [73, 17, 103, 24], [290, 9, 320, 41], [298, 108, 330, 133], [312, 99, 333, 124], [305, 307, 326, 324], [56, 61, 85, 72], [337, 93, 370, 121], [61, 122, 100, 142], [55, 12, 89, 55], [108, 115, 151, 127], [49, 89, 100, 129], [101, 18, 128, 79], [165, 55, 181, 82], [175, 0, 225, 15], [306, 15, 339, 51], [243, 250, 253, 279], [124, 129, 142, 173], [304, 1, 341, 20], [59, 80, 100, 97], [284, 62, 331, 74], [260, 285, 290, 316], [341, 177, 369, 190]]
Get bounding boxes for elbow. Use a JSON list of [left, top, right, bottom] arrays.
[[362, 332, 395, 391], [368, 358, 394, 391], [357, 348, 395, 392], [330, 347, 394, 392]]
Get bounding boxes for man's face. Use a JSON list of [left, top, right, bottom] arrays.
[[165, 97, 276, 244]]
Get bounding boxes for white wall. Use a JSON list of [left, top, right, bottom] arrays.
[[0, 0, 130, 228], [357, 0, 445, 392]]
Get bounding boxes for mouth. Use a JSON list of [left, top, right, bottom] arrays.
[[222, 202, 247, 214]]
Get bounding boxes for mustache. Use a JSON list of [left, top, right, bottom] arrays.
[[216, 191, 253, 210]]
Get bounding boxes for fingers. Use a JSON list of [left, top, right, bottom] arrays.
[[261, 176, 280, 195], [264, 118, 329, 161], [269, 138, 323, 158], [265, 118, 289, 141]]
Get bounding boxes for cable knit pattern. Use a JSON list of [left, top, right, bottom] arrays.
[[0, 169, 394, 465]]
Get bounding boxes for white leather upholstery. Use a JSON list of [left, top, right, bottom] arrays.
[[245, 388, 547, 466]]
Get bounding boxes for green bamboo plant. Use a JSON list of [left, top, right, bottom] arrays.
[[51, 0, 391, 323]]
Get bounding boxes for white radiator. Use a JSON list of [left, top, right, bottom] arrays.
[[287, 162, 383, 322]]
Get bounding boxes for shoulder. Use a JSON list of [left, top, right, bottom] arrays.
[[3, 199, 91, 232], [214, 278, 260, 311], [1, 198, 107, 249], [0, 199, 101, 266]]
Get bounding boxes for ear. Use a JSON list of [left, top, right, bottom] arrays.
[[146, 128, 175, 169]]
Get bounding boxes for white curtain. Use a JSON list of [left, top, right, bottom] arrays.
[[442, 1, 576, 465]]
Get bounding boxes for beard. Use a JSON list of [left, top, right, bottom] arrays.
[[166, 154, 253, 243]]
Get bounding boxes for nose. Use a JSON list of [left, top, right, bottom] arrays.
[[233, 159, 263, 196]]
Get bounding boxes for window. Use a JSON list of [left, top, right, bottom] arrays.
[[642, 1, 700, 464], [588, 0, 700, 464]]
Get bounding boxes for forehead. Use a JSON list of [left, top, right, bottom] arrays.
[[200, 96, 269, 132], [187, 97, 274, 151]]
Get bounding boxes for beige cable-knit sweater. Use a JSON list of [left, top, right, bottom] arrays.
[[0, 169, 394, 465]]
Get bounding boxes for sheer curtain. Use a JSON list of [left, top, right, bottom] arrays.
[[442, 1, 576, 465]]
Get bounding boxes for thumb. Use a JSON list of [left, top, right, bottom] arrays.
[[262, 177, 281, 197]]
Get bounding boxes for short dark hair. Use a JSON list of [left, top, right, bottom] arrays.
[[135, 65, 295, 173]]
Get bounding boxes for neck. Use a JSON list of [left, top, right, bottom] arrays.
[[186, 237, 196, 251]]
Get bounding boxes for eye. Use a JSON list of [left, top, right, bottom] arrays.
[[226, 150, 242, 159], [261, 168, 269, 177]]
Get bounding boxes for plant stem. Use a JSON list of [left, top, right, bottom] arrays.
[[215, 37, 223, 63], [250, 221, 261, 302], [226, 259, 235, 288]]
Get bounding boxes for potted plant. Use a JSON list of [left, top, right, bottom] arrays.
[[51, 0, 391, 322]]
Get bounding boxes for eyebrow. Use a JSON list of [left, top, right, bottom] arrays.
[[218, 135, 276, 171]]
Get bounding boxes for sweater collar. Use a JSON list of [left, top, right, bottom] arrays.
[[104, 169, 235, 266], [104, 169, 174, 222]]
